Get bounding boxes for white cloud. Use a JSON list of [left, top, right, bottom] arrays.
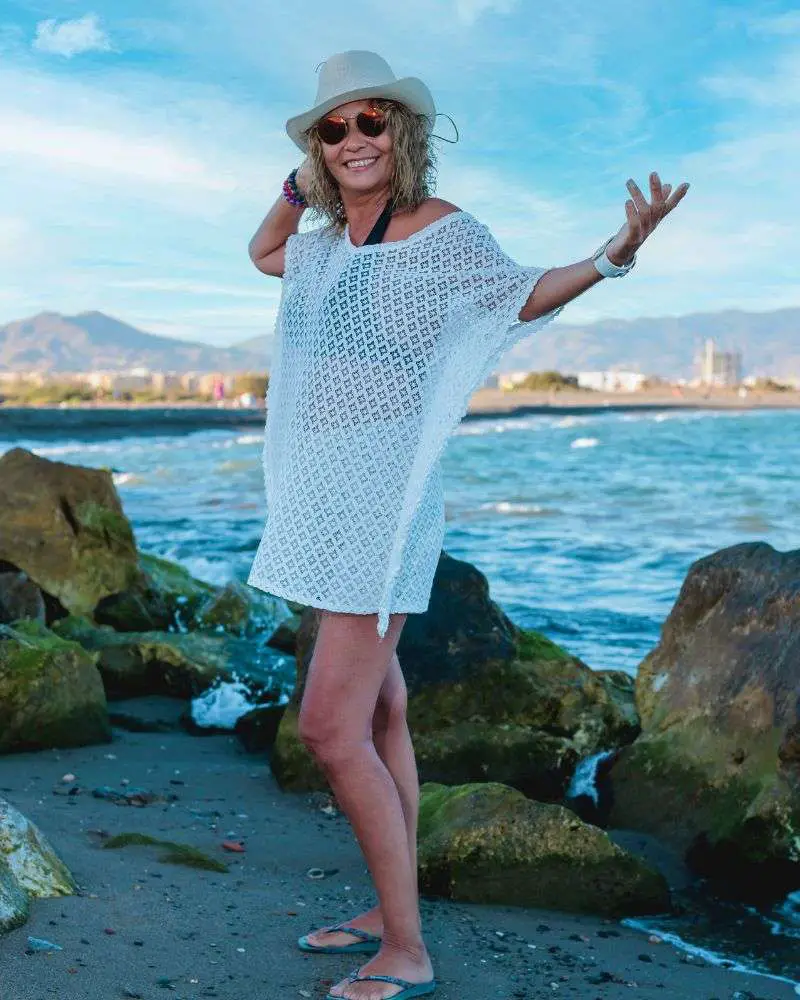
[[33, 13, 114, 58], [454, 0, 517, 27], [0, 109, 237, 192]]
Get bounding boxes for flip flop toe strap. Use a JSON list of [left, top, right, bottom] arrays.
[[347, 973, 417, 987], [329, 923, 381, 942]]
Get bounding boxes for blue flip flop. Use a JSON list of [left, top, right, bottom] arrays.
[[297, 922, 382, 955], [325, 971, 436, 999]]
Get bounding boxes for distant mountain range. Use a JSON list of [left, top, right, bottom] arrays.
[[1, 307, 798, 379], [223, 306, 800, 379], [0, 311, 269, 373], [500, 307, 800, 379]]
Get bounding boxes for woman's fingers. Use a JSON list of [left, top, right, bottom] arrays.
[[664, 181, 691, 214], [650, 172, 666, 217], [626, 178, 651, 223], [625, 198, 641, 242]]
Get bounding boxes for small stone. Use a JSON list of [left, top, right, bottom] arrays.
[[221, 840, 246, 853], [638, 954, 653, 963], [62, 773, 76, 783], [26, 936, 62, 953], [648, 934, 663, 944]]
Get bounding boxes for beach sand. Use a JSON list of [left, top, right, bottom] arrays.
[[466, 387, 800, 418], [1, 696, 796, 1000]]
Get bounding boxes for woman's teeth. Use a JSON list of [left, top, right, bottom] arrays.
[[346, 157, 377, 170]]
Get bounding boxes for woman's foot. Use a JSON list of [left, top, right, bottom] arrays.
[[327, 943, 434, 999], [303, 905, 383, 949]]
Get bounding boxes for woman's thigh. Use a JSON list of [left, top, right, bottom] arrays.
[[299, 611, 407, 743]]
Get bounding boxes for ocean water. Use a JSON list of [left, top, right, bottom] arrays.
[[2, 405, 799, 981], [6, 406, 798, 674]]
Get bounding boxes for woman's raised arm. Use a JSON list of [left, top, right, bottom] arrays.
[[519, 171, 690, 322]]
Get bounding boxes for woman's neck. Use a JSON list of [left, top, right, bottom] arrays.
[[341, 188, 392, 239]]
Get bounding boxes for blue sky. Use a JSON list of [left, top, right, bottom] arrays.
[[1, 0, 798, 346]]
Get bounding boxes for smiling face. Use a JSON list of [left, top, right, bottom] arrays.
[[317, 99, 394, 195]]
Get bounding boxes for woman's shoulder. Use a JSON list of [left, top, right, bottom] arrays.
[[403, 198, 462, 233]]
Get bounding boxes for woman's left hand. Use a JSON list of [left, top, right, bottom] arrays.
[[606, 171, 690, 265]]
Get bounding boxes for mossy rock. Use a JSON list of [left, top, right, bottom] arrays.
[[96, 554, 291, 644], [51, 615, 292, 701], [610, 542, 800, 895], [0, 621, 110, 753], [417, 782, 670, 917], [0, 796, 77, 933], [94, 551, 216, 632], [0, 447, 138, 616]]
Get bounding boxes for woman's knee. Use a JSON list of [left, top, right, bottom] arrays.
[[297, 698, 366, 765]]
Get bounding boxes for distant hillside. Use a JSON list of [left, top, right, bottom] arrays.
[[0, 311, 269, 373], [4, 306, 798, 380], [502, 307, 800, 379], [230, 307, 800, 380]]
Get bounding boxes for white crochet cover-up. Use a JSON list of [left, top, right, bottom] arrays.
[[246, 209, 564, 638]]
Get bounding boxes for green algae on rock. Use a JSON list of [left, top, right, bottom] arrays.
[[96, 553, 291, 640], [417, 782, 670, 916], [52, 615, 291, 701], [609, 542, 800, 896], [0, 621, 110, 753], [0, 797, 77, 934], [0, 447, 138, 616], [94, 551, 216, 632]]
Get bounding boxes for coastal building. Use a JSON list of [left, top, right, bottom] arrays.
[[699, 338, 742, 387], [497, 371, 532, 390], [577, 370, 647, 392]]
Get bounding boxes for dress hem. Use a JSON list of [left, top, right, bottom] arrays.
[[245, 575, 428, 617]]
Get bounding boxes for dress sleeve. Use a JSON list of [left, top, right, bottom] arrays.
[[440, 213, 564, 361]]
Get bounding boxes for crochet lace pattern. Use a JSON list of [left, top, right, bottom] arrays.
[[246, 210, 564, 637]]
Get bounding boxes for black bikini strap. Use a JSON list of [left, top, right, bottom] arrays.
[[363, 198, 395, 246]]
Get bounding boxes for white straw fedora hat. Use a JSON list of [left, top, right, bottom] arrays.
[[286, 50, 436, 153]]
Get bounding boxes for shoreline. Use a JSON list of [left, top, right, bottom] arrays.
[[1, 698, 796, 1000], [2, 389, 800, 438]]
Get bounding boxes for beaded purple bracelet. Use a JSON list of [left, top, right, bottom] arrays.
[[282, 168, 306, 208]]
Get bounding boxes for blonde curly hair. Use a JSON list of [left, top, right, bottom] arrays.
[[302, 99, 438, 235]]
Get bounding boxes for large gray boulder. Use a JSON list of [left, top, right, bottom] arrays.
[[609, 542, 800, 896], [0, 447, 138, 617]]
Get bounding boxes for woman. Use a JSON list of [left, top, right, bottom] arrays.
[[246, 50, 689, 1000]]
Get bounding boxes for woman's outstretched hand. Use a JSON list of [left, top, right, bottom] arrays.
[[605, 171, 690, 265]]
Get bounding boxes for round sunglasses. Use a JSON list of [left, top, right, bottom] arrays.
[[311, 106, 388, 146]]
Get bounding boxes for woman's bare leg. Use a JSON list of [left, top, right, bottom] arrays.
[[297, 612, 432, 1000], [304, 651, 418, 947]]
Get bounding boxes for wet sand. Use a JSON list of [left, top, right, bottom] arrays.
[[1, 696, 796, 1000]]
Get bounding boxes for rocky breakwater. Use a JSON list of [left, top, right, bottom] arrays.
[[268, 553, 667, 917], [0, 446, 294, 750], [609, 542, 800, 899], [271, 552, 640, 798]]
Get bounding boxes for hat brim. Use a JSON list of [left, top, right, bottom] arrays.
[[285, 77, 436, 153]]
